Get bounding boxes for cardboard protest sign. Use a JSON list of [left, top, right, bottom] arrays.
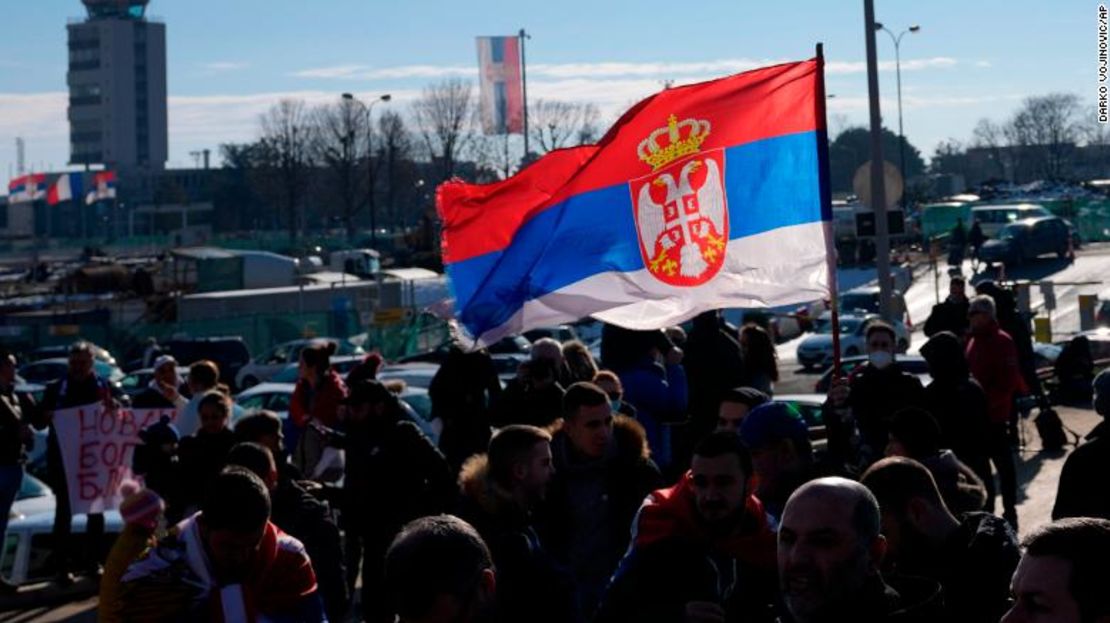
[[53, 402, 176, 514]]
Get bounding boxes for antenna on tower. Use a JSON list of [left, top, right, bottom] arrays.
[[15, 138, 25, 175]]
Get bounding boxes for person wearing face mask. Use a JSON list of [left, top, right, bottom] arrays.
[[826, 321, 925, 470]]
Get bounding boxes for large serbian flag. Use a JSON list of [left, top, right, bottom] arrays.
[[476, 36, 524, 135], [7, 174, 47, 203], [438, 57, 832, 347], [47, 173, 84, 206]]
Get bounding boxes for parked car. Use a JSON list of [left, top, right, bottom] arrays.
[[979, 217, 1071, 267], [838, 285, 911, 328], [162, 337, 252, 391], [772, 394, 830, 455], [812, 354, 930, 394], [233, 381, 441, 445], [795, 313, 909, 371], [377, 363, 440, 390], [17, 358, 124, 385], [118, 366, 192, 398], [28, 343, 117, 367], [235, 338, 366, 389], [0, 473, 122, 586], [398, 335, 531, 364], [1054, 328, 1110, 365], [269, 355, 366, 384]]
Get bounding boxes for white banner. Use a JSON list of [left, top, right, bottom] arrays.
[[54, 402, 176, 514]]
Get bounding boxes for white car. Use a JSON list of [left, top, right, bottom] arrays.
[[0, 473, 122, 586], [795, 313, 909, 371], [233, 382, 441, 444], [235, 339, 365, 389]]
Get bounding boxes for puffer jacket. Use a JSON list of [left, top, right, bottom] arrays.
[[457, 454, 583, 623]]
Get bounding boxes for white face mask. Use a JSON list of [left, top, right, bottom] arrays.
[[869, 351, 894, 370]]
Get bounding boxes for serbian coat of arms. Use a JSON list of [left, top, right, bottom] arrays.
[[629, 114, 728, 287]]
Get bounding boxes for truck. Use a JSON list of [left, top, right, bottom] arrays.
[[329, 248, 381, 278]]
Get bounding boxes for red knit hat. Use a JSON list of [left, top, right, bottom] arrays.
[[118, 481, 164, 531]]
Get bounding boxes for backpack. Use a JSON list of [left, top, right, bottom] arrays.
[[1034, 408, 1068, 452]]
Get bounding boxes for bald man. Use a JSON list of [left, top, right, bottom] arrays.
[[778, 477, 942, 623]]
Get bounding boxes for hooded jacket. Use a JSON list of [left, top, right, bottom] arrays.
[[594, 474, 779, 623], [920, 332, 992, 465], [117, 514, 322, 622], [888, 512, 1019, 623], [543, 415, 662, 613], [457, 454, 583, 623], [921, 450, 988, 514]]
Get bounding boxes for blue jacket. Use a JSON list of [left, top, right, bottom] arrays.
[[618, 358, 688, 468]]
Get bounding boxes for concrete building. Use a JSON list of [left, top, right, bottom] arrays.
[[67, 0, 167, 172]]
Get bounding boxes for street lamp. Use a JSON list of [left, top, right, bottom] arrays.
[[874, 22, 920, 206], [341, 92, 391, 246]]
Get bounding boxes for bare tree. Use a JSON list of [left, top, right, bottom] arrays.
[[971, 119, 1009, 181], [378, 110, 417, 229], [413, 78, 475, 182], [1008, 93, 1081, 179], [529, 99, 601, 153], [310, 97, 370, 240], [258, 99, 313, 243]]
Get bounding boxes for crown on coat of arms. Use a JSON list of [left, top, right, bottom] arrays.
[[637, 115, 711, 171]]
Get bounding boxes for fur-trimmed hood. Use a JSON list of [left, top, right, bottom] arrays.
[[547, 414, 652, 466], [459, 452, 527, 524]]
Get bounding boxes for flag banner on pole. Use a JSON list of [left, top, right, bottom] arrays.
[[476, 36, 524, 135], [85, 170, 117, 205], [438, 57, 832, 348], [7, 173, 47, 203], [47, 172, 84, 206]]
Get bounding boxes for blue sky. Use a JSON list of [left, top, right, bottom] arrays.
[[0, 0, 1091, 181]]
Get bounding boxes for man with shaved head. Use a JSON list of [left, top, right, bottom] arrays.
[[778, 477, 942, 622]]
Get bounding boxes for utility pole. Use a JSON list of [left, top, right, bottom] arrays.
[[864, 0, 894, 322], [519, 28, 530, 163]]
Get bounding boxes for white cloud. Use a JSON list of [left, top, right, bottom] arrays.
[[293, 56, 961, 82], [974, 60, 993, 68], [200, 61, 250, 73]]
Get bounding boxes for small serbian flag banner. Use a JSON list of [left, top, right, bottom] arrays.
[[47, 173, 84, 206], [476, 36, 524, 135], [437, 57, 833, 347], [85, 170, 117, 205], [7, 173, 47, 203]]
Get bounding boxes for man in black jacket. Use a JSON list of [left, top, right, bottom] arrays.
[[544, 382, 662, 616], [826, 322, 926, 469], [131, 355, 188, 411], [35, 341, 123, 585], [330, 380, 455, 623], [458, 424, 581, 623], [0, 350, 32, 593], [923, 276, 970, 338], [1053, 369, 1110, 521], [680, 311, 745, 458], [862, 457, 1020, 623]]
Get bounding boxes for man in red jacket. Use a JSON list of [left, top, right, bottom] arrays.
[[966, 294, 1027, 530], [594, 431, 779, 623]]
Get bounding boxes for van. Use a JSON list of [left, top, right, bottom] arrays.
[[971, 203, 1053, 238]]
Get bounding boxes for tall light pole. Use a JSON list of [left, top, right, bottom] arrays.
[[875, 22, 920, 208], [342, 92, 391, 246]]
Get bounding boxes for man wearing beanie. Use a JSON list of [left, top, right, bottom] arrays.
[[739, 402, 817, 529]]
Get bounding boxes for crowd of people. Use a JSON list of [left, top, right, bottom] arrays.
[[0, 279, 1108, 621]]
